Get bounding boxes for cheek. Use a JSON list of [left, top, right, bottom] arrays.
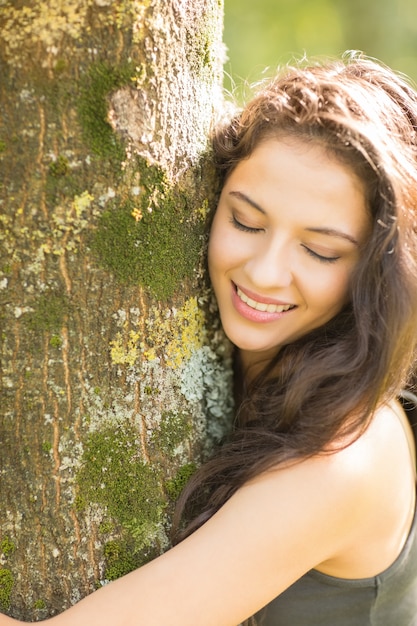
[[297, 263, 353, 315], [319, 269, 353, 309]]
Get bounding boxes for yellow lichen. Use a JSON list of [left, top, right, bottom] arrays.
[[195, 199, 210, 221], [73, 191, 94, 217], [131, 207, 143, 222], [166, 298, 206, 368], [145, 297, 206, 369], [142, 347, 157, 361], [41, 190, 94, 256], [110, 330, 141, 366], [110, 299, 205, 369]]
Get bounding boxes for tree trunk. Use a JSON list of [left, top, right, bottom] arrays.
[[0, 0, 232, 618]]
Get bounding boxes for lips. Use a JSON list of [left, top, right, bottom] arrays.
[[230, 283, 297, 324], [236, 286, 294, 313]]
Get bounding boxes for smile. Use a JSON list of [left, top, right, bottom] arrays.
[[236, 287, 295, 313]]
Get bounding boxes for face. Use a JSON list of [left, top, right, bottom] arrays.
[[208, 138, 371, 369]]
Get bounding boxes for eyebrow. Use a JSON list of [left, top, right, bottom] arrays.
[[229, 191, 266, 214], [228, 190, 359, 246], [305, 227, 359, 246]]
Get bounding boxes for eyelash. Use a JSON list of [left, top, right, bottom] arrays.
[[230, 216, 340, 264], [230, 216, 262, 233], [301, 245, 340, 264]]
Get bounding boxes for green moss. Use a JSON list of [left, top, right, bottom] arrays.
[[74, 493, 86, 511], [77, 62, 135, 163], [49, 334, 62, 348], [165, 463, 197, 501], [25, 291, 69, 333], [150, 411, 192, 455], [0, 140, 6, 153], [77, 422, 166, 578], [143, 386, 160, 396], [76, 422, 164, 533], [33, 599, 46, 610], [45, 152, 85, 206], [0, 569, 14, 610], [0, 537, 15, 557], [42, 441, 52, 453], [91, 160, 204, 302], [99, 520, 115, 535], [100, 524, 148, 581], [48, 155, 69, 177], [103, 538, 141, 581]]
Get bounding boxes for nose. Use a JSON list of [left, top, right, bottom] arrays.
[[245, 236, 293, 290]]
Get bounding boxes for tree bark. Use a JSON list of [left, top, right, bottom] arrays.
[[0, 0, 232, 618]]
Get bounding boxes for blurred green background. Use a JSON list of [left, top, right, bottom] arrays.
[[223, 0, 417, 99]]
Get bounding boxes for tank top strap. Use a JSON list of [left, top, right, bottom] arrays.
[[399, 389, 417, 460]]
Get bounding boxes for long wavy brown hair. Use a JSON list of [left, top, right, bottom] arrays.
[[172, 54, 417, 623]]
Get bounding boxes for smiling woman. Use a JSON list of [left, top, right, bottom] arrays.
[[1, 54, 417, 626], [208, 138, 370, 367]]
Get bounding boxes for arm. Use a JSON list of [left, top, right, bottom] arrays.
[[0, 451, 367, 626]]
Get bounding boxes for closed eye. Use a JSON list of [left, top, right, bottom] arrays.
[[230, 216, 263, 233], [301, 244, 340, 264]]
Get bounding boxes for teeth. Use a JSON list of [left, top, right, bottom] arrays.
[[237, 287, 294, 313]]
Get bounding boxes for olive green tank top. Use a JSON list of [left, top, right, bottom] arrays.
[[257, 393, 417, 626]]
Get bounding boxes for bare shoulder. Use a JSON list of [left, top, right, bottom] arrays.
[[241, 399, 416, 578], [312, 399, 417, 577], [349, 398, 416, 490], [222, 437, 378, 578]]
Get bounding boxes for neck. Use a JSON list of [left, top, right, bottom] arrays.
[[238, 347, 279, 383]]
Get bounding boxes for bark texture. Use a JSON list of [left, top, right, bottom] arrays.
[[0, 0, 232, 618]]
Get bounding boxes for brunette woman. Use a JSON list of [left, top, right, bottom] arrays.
[[2, 54, 417, 626]]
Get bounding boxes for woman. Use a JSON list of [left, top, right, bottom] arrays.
[[2, 54, 417, 626]]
